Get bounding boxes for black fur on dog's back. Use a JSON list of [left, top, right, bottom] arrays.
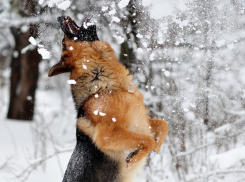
[[62, 129, 120, 182]]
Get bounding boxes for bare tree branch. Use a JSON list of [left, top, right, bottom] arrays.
[[155, 36, 245, 51], [13, 148, 73, 182], [187, 169, 245, 182]]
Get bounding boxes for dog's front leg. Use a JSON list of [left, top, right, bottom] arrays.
[[96, 127, 155, 168], [148, 119, 169, 153]]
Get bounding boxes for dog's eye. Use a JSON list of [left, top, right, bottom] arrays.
[[61, 37, 67, 51], [62, 42, 66, 51]]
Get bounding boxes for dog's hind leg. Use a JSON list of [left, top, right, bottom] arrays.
[[148, 119, 169, 153]]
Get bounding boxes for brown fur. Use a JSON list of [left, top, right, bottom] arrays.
[[49, 36, 169, 182]]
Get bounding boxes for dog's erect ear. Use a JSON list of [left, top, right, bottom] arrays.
[[57, 15, 99, 41], [48, 60, 70, 77]]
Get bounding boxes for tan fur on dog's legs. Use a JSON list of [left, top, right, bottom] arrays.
[[96, 127, 156, 167], [148, 119, 169, 153]]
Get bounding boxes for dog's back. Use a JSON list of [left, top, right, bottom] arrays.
[[62, 129, 120, 182]]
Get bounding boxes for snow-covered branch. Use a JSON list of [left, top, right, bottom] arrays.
[[156, 36, 245, 51], [175, 142, 216, 157], [187, 169, 245, 182], [0, 14, 57, 29], [14, 148, 73, 182]]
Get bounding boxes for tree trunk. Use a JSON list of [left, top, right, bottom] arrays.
[[7, 0, 41, 120], [119, 0, 140, 73]]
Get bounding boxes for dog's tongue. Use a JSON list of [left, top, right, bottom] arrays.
[[57, 15, 99, 42]]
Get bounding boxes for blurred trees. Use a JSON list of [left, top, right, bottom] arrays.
[[7, 0, 41, 120], [0, 0, 245, 181]]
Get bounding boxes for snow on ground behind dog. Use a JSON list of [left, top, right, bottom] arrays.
[[0, 72, 76, 182]]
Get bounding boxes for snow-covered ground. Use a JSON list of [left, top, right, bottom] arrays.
[[0, 84, 75, 182]]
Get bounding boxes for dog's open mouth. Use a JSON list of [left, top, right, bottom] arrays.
[[58, 16, 80, 36], [57, 15, 99, 41]]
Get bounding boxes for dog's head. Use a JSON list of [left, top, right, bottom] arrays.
[[48, 16, 131, 107], [48, 15, 122, 78], [48, 15, 99, 77]]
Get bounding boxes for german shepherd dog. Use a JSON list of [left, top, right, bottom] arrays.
[[48, 16, 169, 182]]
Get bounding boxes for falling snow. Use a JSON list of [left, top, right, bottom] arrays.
[[29, 37, 37, 45], [118, 0, 130, 9], [1, 0, 245, 182], [37, 48, 51, 59], [56, 0, 71, 11], [67, 79, 76, 84]]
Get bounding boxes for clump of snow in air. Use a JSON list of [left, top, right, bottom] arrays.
[[175, 41, 180, 45], [67, 79, 77, 84], [82, 64, 87, 69], [111, 16, 120, 23], [109, 9, 116, 15], [101, 6, 108, 11], [93, 110, 106, 116], [69, 46, 73, 50], [142, 0, 186, 19], [99, 112, 106, 116], [95, 94, 99, 98], [136, 34, 143, 39], [164, 71, 170, 77], [113, 35, 124, 44], [56, 0, 71, 11], [38, 48, 51, 59], [13, 51, 19, 58], [26, 95, 32, 101], [112, 118, 116, 122], [185, 111, 195, 121], [83, 22, 94, 29], [94, 110, 99, 115], [142, 42, 148, 48], [136, 48, 143, 54], [21, 25, 29, 33], [29, 37, 37, 45], [149, 52, 155, 61], [118, 0, 130, 9], [38, 0, 45, 5]]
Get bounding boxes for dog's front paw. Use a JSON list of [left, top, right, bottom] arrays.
[[125, 150, 138, 168], [154, 137, 161, 154]]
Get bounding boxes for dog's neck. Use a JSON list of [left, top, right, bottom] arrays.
[[71, 72, 136, 110], [67, 41, 134, 111]]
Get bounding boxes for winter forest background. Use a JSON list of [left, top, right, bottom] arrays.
[[0, 0, 245, 181]]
